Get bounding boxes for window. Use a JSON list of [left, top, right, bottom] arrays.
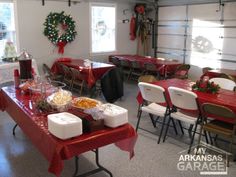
[[90, 3, 116, 54], [189, 19, 224, 69], [0, 2, 17, 58]]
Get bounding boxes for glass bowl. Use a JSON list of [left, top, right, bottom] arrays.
[[29, 80, 66, 97], [47, 89, 72, 112]]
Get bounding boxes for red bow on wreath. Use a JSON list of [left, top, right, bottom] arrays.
[[57, 41, 67, 54]]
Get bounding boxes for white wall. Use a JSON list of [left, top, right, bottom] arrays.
[[15, 0, 137, 74]]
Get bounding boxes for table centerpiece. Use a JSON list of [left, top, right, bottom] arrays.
[[192, 78, 220, 94]]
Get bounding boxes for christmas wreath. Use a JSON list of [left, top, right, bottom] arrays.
[[43, 11, 77, 54]]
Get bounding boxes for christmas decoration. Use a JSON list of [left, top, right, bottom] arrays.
[[2, 40, 18, 62], [134, 4, 147, 44], [192, 79, 220, 94], [129, 15, 136, 40], [43, 11, 77, 54]]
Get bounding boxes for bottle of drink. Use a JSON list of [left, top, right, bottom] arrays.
[[14, 69, 20, 89]]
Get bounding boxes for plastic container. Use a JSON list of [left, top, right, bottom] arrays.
[[101, 104, 128, 128], [48, 112, 82, 139]]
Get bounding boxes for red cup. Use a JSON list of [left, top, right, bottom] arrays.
[[14, 69, 19, 77]]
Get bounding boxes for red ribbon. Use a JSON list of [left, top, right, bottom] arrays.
[[130, 16, 136, 40], [57, 41, 67, 54], [87, 66, 96, 88]]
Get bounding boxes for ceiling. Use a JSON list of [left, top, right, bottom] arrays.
[[108, 0, 236, 6], [40, 0, 236, 6]]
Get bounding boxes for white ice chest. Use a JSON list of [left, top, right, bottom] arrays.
[[102, 104, 128, 128], [48, 112, 82, 140]]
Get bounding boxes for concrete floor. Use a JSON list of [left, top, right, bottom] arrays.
[[0, 81, 236, 177]]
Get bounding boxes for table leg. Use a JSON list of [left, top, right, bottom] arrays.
[[12, 123, 18, 136], [73, 149, 113, 177], [73, 156, 79, 177]]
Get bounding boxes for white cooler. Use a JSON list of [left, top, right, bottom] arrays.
[[102, 104, 128, 128], [48, 112, 82, 140]]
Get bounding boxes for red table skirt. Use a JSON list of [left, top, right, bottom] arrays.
[[51, 58, 115, 88], [109, 54, 181, 76], [0, 86, 137, 176]]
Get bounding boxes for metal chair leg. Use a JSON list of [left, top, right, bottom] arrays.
[[136, 110, 142, 131], [196, 123, 204, 155], [171, 119, 178, 135], [214, 134, 218, 142], [157, 115, 166, 144], [188, 124, 194, 139], [149, 114, 157, 128], [178, 120, 184, 135], [203, 130, 209, 144], [12, 124, 18, 136], [188, 122, 198, 154], [137, 104, 141, 117], [163, 117, 171, 142], [188, 124, 194, 134]]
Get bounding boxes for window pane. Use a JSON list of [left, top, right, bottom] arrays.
[[0, 2, 17, 58], [91, 4, 116, 53]]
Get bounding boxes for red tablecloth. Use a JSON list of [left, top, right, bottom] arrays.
[[0, 86, 137, 177], [136, 79, 236, 123], [51, 58, 115, 87], [201, 69, 236, 80], [109, 54, 181, 76]]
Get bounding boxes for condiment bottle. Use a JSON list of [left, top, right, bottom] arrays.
[[14, 69, 20, 89]]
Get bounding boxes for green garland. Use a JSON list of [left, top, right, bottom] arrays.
[[43, 11, 77, 45]]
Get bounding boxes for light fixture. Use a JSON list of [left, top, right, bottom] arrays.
[[42, 0, 77, 7]]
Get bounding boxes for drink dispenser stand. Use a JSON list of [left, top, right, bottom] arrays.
[[18, 50, 33, 81]]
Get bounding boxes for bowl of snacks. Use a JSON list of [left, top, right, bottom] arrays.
[[72, 97, 103, 120], [72, 97, 101, 110], [47, 89, 72, 112]]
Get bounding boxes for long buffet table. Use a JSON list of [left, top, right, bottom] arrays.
[[109, 54, 181, 77], [137, 79, 236, 124], [0, 86, 137, 176]]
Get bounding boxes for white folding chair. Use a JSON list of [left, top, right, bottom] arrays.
[[136, 82, 170, 144], [209, 77, 236, 91], [163, 86, 202, 153]]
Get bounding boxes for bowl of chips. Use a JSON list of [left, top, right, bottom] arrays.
[[72, 97, 101, 110], [47, 89, 72, 112]]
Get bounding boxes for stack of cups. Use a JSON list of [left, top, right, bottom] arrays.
[[14, 69, 20, 88]]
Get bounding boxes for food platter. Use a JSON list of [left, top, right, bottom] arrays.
[[47, 89, 72, 111], [72, 97, 101, 110]]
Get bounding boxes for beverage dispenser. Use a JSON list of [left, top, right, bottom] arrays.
[[18, 50, 32, 81]]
